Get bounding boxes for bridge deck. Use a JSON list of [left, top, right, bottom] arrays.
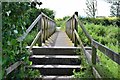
[[54, 30, 73, 47], [43, 29, 74, 47]]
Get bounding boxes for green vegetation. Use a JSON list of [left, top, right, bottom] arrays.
[[79, 17, 120, 27], [2, 1, 119, 79], [2, 2, 55, 79], [73, 50, 94, 78], [78, 23, 119, 78], [73, 65, 94, 78], [55, 16, 70, 31], [60, 16, 119, 78]]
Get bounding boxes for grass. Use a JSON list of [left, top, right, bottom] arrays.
[[56, 18, 119, 78], [96, 50, 120, 78], [73, 49, 94, 78], [24, 19, 119, 78], [83, 23, 120, 78]]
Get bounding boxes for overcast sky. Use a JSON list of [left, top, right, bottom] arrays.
[[38, 0, 111, 18]]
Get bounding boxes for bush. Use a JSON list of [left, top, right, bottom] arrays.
[[79, 17, 120, 27]]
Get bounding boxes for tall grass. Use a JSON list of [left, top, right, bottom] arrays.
[[82, 23, 120, 78]]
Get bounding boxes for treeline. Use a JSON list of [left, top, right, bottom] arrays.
[[79, 17, 120, 27]]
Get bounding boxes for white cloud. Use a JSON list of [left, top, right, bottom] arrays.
[[39, 0, 111, 18]]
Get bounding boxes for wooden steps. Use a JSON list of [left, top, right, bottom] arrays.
[[27, 65, 81, 75], [26, 46, 82, 78], [29, 55, 81, 65], [26, 46, 91, 55], [25, 30, 92, 79], [40, 75, 73, 80]]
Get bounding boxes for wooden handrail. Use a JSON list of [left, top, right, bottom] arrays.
[[74, 29, 92, 64], [66, 12, 120, 65], [5, 61, 22, 76], [5, 12, 56, 76], [17, 14, 42, 42], [17, 12, 56, 42], [66, 12, 120, 78], [75, 15, 93, 42], [77, 17, 120, 65], [74, 29, 101, 78], [92, 40, 120, 65], [41, 12, 55, 22], [28, 30, 42, 51]]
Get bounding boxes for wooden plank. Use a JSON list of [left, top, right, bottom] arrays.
[[92, 67, 101, 78], [37, 18, 42, 46], [5, 61, 22, 75], [84, 50, 92, 64], [92, 46, 97, 64], [54, 31, 73, 47], [18, 14, 42, 41], [92, 40, 120, 65], [41, 12, 55, 22], [74, 15, 92, 42], [74, 30, 92, 64], [74, 12, 78, 47], [28, 30, 42, 51], [74, 15, 120, 65], [28, 65, 81, 68], [74, 30, 102, 78]]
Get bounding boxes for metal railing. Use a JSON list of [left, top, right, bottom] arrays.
[[5, 12, 56, 77], [66, 12, 120, 78]]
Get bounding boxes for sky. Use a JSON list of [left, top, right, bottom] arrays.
[[37, 0, 111, 18]]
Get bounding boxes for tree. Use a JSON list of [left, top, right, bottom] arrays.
[[85, 0, 97, 18], [31, 1, 42, 8], [110, 1, 120, 17], [39, 8, 55, 19], [2, 2, 55, 78], [104, 0, 120, 17], [63, 16, 70, 20]]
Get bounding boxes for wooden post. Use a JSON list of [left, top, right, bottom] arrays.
[[74, 12, 78, 47], [47, 19, 49, 39], [43, 17, 46, 43], [71, 18, 73, 42], [37, 18, 42, 46], [92, 45, 97, 64], [72, 17, 75, 43], [45, 17, 47, 40], [70, 20, 72, 40]]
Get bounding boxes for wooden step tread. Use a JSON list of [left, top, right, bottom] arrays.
[[26, 46, 91, 50], [40, 75, 73, 79], [27, 65, 81, 68], [30, 55, 80, 59], [26, 46, 80, 49]]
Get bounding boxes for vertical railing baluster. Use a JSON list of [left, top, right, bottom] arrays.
[[71, 17, 74, 43], [38, 17, 42, 46], [47, 20, 48, 38], [43, 17, 45, 43], [92, 45, 97, 65], [74, 12, 78, 47], [73, 17, 75, 43], [45, 17, 47, 41]]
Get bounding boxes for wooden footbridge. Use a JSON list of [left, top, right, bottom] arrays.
[[5, 12, 120, 79]]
